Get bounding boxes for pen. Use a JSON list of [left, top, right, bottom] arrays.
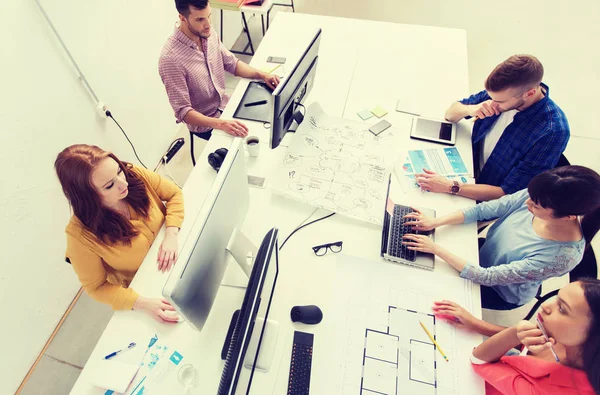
[[267, 63, 282, 74], [419, 321, 449, 362], [536, 314, 560, 362], [103, 342, 136, 360], [244, 100, 268, 107]]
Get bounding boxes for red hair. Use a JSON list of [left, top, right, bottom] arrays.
[[55, 144, 150, 244]]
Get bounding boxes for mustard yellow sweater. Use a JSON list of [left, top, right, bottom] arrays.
[[65, 166, 184, 310]]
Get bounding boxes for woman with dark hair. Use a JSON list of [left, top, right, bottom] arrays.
[[402, 165, 600, 310], [432, 279, 600, 394], [55, 144, 184, 323]]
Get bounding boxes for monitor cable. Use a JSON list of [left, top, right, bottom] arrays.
[[279, 211, 336, 251], [105, 110, 148, 169]]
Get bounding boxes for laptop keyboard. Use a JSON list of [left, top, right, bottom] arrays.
[[388, 205, 420, 261]]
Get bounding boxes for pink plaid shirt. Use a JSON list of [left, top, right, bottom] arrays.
[[158, 29, 239, 134]]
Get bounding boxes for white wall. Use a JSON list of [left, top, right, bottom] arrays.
[[303, 0, 600, 139], [0, 1, 242, 393]]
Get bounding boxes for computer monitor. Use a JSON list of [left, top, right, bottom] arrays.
[[217, 228, 280, 395], [162, 137, 257, 331], [270, 28, 322, 149]]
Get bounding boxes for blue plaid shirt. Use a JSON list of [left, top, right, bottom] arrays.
[[460, 83, 570, 194]]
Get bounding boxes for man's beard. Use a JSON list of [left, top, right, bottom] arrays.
[[189, 24, 211, 39]]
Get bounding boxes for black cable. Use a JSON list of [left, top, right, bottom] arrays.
[[105, 110, 147, 169], [279, 212, 336, 251]]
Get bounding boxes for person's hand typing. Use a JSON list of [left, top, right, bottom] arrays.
[[403, 207, 439, 231]]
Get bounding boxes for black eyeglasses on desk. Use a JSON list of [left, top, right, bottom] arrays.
[[312, 241, 343, 256]]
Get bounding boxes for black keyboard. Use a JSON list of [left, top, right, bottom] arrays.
[[388, 205, 420, 261], [287, 331, 313, 395]]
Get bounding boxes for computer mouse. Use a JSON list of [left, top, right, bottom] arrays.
[[290, 305, 323, 325]]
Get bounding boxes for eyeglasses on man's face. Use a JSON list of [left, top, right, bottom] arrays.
[[312, 241, 343, 256]]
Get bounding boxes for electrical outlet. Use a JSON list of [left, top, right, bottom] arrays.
[[96, 102, 108, 118]]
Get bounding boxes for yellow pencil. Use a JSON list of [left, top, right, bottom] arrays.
[[267, 63, 282, 74], [419, 321, 449, 362]]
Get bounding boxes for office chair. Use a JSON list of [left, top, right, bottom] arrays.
[[523, 244, 597, 321], [189, 130, 212, 166]]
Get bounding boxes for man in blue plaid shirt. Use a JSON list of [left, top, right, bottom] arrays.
[[416, 55, 570, 201]]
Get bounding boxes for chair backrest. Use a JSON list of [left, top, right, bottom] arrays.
[[555, 153, 570, 168], [570, 246, 597, 281]]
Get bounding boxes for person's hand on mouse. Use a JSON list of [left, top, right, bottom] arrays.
[[415, 169, 454, 194], [133, 296, 180, 324], [432, 300, 480, 332], [218, 119, 249, 137], [403, 208, 440, 231]]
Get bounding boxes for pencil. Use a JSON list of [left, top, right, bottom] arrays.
[[267, 64, 282, 74], [419, 321, 449, 362]]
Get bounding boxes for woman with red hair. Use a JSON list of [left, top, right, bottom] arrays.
[[55, 144, 184, 323]]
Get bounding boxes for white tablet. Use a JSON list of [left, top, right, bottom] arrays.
[[410, 117, 456, 146]]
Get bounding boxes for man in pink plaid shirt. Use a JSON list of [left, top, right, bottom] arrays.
[[159, 0, 280, 140]]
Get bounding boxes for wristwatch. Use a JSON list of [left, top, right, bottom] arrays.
[[450, 180, 460, 195]]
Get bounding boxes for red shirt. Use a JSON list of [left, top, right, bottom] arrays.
[[472, 356, 594, 395]]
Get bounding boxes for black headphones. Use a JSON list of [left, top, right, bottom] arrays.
[[208, 147, 228, 171]]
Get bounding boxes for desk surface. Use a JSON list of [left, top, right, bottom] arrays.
[[71, 13, 483, 395]]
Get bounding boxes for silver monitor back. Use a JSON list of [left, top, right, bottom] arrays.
[[162, 137, 249, 331]]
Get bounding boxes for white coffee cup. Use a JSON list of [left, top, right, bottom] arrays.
[[246, 136, 260, 157]]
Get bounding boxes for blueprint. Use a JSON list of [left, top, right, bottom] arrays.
[[331, 255, 478, 395], [272, 103, 399, 226]]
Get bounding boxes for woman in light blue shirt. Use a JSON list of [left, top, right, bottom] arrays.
[[402, 165, 600, 310]]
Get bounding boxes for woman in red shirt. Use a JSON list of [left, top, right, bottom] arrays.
[[434, 279, 599, 394]]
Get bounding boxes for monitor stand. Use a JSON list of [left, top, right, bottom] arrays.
[[226, 228, 258, 278], [221, 311, 280, 373]]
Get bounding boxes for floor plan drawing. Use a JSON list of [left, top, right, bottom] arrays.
[[272, 103, 399, 225]]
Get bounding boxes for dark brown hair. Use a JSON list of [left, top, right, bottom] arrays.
[[579, 278, 600, 394], [175, 0, 209, 16], [55, 144, 150, 244], [528, 165, 600, 249], [484, 55, 544, 92]]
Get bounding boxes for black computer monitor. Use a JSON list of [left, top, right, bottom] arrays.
[[270, 28, 322, 149], [218, 228, 280, 395]]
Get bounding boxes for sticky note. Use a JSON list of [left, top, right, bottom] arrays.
[[357, 109, 373, 120], [371, 106, 388, 118]]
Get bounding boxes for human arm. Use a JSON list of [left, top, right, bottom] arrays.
[[133, 167, 184, 271], [234, 61, 280, 89], [67, 233, 139, 310], [444, 90, 498, 122], [158, 56, 248, 136], [432, 300, 506, 337], [132, 297, 179, 324], [415, 169, 506, 201]]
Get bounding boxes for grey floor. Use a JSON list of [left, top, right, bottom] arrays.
[[22, 1, 600, 393]]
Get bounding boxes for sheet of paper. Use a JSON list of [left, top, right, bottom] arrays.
[[408, 147, 470, 176], [88, 360, 139, 393], [328, 254, 482, 395], [272, 102, 400, 226]]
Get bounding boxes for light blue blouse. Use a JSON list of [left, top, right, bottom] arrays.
[[460, 189, 585, 305]]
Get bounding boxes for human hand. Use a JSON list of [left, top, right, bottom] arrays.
[[403, 207, 439, 231], [133, 297, 180, 324], [261, 73, 280, 90], [402, 234, 438, 254], [516, 320, 555, 354], [471, 99, 500, 119], [432, 300, 480, 332], [218, 119, 249, 137], [158, 227, 179, 273], [415, 169, 453, 194]]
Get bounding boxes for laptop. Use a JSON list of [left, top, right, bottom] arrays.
[[380, 179, 436, 270]]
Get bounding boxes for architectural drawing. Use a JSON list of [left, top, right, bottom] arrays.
[[273, 103, 399, 225]]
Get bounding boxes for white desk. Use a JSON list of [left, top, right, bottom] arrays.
[[71, 13, 483, 395]]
